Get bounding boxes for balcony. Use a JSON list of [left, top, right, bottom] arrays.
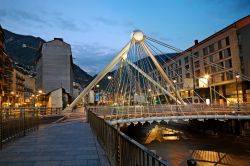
[[3, 86, 12, 93]]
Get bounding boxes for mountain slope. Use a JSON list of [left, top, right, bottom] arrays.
[[3, 29, 93, 86]]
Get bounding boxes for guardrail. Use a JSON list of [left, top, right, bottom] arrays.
[[0, 107, 62, 149], [87, 104, 250, 120], [87, 109, 168, 166]]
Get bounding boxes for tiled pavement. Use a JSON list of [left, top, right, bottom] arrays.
[[0, 110, 110, 166]]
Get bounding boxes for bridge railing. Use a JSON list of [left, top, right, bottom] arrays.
[[0, 107, 62, 149], [87, 109, 168, 166], [87, 104, 250, 121]]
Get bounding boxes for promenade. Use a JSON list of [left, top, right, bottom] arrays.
[[0, 109, 110, 166]]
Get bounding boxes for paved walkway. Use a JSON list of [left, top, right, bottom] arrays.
[[0, 109, 110, 166]]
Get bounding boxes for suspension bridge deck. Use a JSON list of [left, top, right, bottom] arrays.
[[88, 105, 250, 125]]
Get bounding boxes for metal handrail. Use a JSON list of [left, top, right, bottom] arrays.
[[87, 109, 168, 166], [0, 107, 62, 149]]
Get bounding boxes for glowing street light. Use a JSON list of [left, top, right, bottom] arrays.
[[204, 75, 212, 105], [173, 80, 177, 106], [38, 90, 43, 94], [204, 74, 210, 79], [236, 73, 240, 111], [96, 84, 100, 88], [108, 76, 112, 80], [131, 30, 144, 42]]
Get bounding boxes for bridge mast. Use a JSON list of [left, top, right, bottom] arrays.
[[131, 30, 185, 105], [66, 42, 131, 110]]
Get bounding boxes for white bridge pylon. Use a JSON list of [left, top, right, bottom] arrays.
[[66, 30, 185, 111]]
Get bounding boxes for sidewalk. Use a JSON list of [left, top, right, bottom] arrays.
[[0, 110, 110, 166]]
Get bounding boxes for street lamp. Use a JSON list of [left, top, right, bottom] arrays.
[[108, 76, 112, 80], [173, 80, 177, 105], [236, 74, 240, 111], [37, 90, 43, 107], [204, 74, 212, 105]]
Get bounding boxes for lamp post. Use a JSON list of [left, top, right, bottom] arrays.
[[204, 74, 212, 105], [173, 80, 177, 105], [38, 90, 43, 107], [95, 84, 100, 105], [236, 74, 240, 111], [108, 75, 114, 105]]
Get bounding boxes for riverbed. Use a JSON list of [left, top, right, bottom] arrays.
[[122, 123, 250, 166]]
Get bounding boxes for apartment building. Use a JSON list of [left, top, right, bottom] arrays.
[[12, 68, 25, 107], [162, 15, 250, 104], [0, 25, 14, 107]]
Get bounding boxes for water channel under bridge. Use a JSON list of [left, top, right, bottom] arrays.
[[87, 104, 250, 126]]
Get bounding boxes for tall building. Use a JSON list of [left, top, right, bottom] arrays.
[[0, 25, 14, 107], [12, 68, 25, 107], [36, 38, 73, 96], [23, 73, 35, 106], [162, 15, 250, 104]]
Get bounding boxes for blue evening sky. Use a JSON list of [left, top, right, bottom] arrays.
[[0, 0, 249, 75]]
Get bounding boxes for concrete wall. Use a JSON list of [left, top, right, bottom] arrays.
[[47, 88, 63, 108], [37, 39, 73, 96]]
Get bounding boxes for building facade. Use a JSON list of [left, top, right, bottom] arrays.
[[23, 73, 35, 106], [162, 15, 250, 104], [12, 68, 25, 107], [36, 38, 73, 97], [0, 25, 14, 107]]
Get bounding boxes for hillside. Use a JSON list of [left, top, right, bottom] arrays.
[[3, 29, 93, 86]]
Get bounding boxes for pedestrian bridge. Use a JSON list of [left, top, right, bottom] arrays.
[[87, 104, 250, 125], [67, 30, 250, 128]]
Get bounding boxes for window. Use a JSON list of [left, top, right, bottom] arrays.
[[209, 55, 213, 62], [225, 36, 230, 46], [184, 57, 189, 64], [185, 64, 189, 69], [225, 59, 232, 68], [219, 51, 223, 60], [195, 70, 200, 77], [204, 59, 208, 66], [218, 40, 222, 49], [220, 62, 224, 67], [209, 44, 215, 53], [203, 47, 208, 56], [186, 73, 190, 78], [226, 72, 233, 80], [194, 52, 199, 58], [194, 61, 200, 68], [220, 73, 225, 81], [224, 48, 231, 58], [178, 60, 182, 66]]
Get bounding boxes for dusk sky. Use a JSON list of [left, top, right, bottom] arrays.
[[1, 0, 250, 75]]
